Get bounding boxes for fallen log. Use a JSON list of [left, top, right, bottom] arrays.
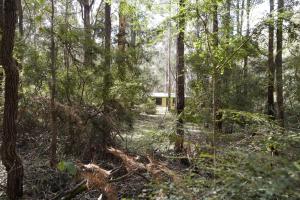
[[107, 147, 146, 172], [107, 147, 182, 183]]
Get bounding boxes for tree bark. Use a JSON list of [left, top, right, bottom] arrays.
[[243, 0, 250, 97], [17, 0, 23, 37], [240, 0, 245, 34], [236, 0, 241, 34], [175, 0, 185, 153], [0, 0, 4, 95], [117, 0, 127, 81], [0, 0, 24, 199], [81, 0, 93, 68], [275, 0, 284, 127], [167, 0, 172, 111], [103, 2, 112, 104], [267, 0, 275, 118], [50, 0, 58, 168], [212, 1, 222, 132]]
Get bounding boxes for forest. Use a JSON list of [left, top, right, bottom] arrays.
[[0, 0, 299, 199]]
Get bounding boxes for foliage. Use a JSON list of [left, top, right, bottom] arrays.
[[57, 161, 77, 176], [139, 98, 157, 114]]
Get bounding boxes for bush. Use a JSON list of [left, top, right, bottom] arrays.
[[140, 99, 157, 115]]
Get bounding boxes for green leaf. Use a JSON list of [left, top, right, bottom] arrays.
[[57, 161, 77, 176]]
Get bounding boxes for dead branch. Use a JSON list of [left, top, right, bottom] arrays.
[[51, 180, 87, 200]]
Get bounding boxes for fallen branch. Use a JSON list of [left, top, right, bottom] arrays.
[[51, 180, 87, 200], [107, 147, 182, 183], [76, 163, 118, 200]]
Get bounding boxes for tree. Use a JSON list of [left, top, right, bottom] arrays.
[[117, 0, 127, 81], [175, 0, 185, 153], [49, 0, 58, 168], [0, 0, 24, 198], [267, 0, 275, 118], [212, 1, 222, 132], [275, 0, 284, 127], [103, 1, 112, 104], [0, 0, 4, 94], [243, 0, 250, 97], [80, 0, 93, 68]]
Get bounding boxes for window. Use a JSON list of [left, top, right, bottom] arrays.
[[156, 97, 162, 105]]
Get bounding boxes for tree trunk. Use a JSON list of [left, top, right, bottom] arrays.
[[275, 0, 284, 127], [240, 0, 245, 34], [117, 0, 127, 81], [17, 0, 23, 36], [243, 0, 250, 97], [175, 0, 185, 153], [236, 0, 240, 34], [212, 2, 222, 132], [267, 0, 275, 118], [222, 0, 231, 107], [0, 0, 4, 95], [103, 2, 112, 104], [50, 0, 58, 168], [0, 0, 24, 199], [81, 0, 93, 68], [167, 0, 172, 111]]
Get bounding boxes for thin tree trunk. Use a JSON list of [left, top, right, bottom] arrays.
[[82, 0, 92, 68], [167, 0, 172, 111], [213, 2, 222, 132], [0, 0, 24, 198], [222, 0, 231, 107], [50, 0, 58, 168], [17, 0, 23, 37], [175, 0, 185, 153], [117, 0, 127, 81], [243, 0, 250, 97], [267, 0, 275, 118], [236, 0, 240, 34], [240, 0, 245, 34], [64, 0, 71, 105], [275, 0, 284, 127], [103, 2, 112, 104], [0, 0, 4, 96], [63, 0, 74, 152]]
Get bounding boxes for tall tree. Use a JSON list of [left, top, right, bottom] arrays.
[[117, 0, 127, 81], [0, 0, 24, 198], [267, 0, 275, 118], [212, 1, 222, 132], [17, 0, 23, 36], [49, 0, 58, 168], [175, 0, 185, 153], [167, 0, 172, 111], [275, 0, 284, 127], [80, 0, 93, 68], [243, 0, 250, 97], [103, 1, 112, 104], [236, 0, 241, 34], [0, 0, 4, 95]]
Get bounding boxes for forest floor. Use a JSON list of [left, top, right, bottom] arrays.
[[0, 107, 208, 200]]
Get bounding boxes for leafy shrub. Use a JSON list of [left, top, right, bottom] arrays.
[[140, 99, 157, 115]]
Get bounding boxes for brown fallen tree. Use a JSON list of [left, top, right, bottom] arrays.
[[107, 147, 182, 183]]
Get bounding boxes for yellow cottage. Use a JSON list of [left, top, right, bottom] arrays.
[[151, 92, 176, 110]]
